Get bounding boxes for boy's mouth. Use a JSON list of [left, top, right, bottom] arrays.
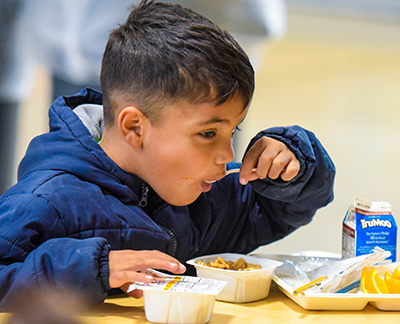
[[204, 173, 226, 184]]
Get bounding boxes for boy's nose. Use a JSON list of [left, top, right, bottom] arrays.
[[215, 141, 235, 165]]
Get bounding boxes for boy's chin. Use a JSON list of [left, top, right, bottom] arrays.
[[163, 192, 202, 207]]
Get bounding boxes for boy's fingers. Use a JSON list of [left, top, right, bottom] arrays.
[[246, 169, 260, 182], [108, 250, 186, 289], [142, 251, 186, 273], [128, 289, 143, 299], [240, 140, 267, 184], [254, 150, 280, 180], [119, 283, 144, 298], [280, 159, 300, 181], [138, 257, 186, 274], [109, 271, 154, 288], [241, 147, 300, 183], [239, 167, 257, 185], [241, 136, 302, 183], [111, 250, 186, 274], [267, 152, 296, 180]]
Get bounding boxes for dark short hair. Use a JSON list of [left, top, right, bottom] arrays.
[[100, 0, 255, 127]]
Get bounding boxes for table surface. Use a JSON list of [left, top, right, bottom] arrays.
[[1, 283, 400, 324]]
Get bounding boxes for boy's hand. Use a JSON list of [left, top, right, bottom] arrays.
[[108, 250, 186, 298], [239, 137, 300, 185]]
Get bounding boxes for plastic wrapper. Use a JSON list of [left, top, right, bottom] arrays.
[[274, 247, 391, 294]]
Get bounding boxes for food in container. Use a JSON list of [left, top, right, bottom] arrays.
[[187, 253, 282, 303], [128, 269, 227, 324]]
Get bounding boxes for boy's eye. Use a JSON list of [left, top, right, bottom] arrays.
[[200, 131, 217, 139]]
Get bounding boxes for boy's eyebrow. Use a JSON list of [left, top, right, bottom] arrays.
[[197, 117, 231, 126]]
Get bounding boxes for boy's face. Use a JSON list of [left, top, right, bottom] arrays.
[[139, 95, 248, 206]]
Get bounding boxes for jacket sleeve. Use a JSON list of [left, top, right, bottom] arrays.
[[0, 194, 112, 311]]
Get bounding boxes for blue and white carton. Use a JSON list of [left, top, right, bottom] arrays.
[[342, 197, 397, 262]]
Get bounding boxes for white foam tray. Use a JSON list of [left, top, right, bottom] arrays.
[[272, 274, 400, 311]]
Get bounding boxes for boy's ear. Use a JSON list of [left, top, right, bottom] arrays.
[[118, 106, 147, 148]]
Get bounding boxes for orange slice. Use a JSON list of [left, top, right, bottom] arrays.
[[361, 267, 389, 294], [392, 265, 400, 280], [385, 271, 400, 294], [361, 267, 377, 293], [385, 272, 392, 281]]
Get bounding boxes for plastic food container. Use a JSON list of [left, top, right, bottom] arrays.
[[128, 269, 227, 324], [187, 253, 282, 303], [143, 290, 216, 323]]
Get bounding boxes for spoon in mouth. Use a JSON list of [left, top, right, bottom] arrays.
[[205, 168, 257, 184]]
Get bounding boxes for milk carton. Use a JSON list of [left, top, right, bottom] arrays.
[[342, 197, 397, 262]]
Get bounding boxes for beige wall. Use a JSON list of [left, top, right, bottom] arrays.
[[242, 12, 400, 258], [16, 10, 400, 259]]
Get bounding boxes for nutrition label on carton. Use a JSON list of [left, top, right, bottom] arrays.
[[127, 269, 228, 295], [342, 197, 397, 262]]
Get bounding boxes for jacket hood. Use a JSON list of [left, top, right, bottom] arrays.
[[18, 88, 143, 204]]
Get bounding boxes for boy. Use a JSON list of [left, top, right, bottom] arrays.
[[0, 0, 335, 310]]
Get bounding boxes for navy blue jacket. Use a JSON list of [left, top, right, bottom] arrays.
[[0, 88, 335, 310]]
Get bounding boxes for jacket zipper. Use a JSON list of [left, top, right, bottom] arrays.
[[160, 225, 178, 257], [139, 184, 178, 257], [139, 183, 149, 207]]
